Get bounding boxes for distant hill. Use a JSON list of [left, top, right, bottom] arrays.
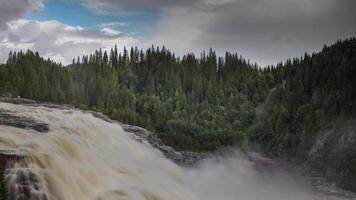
[[0, 38, 355, 155]]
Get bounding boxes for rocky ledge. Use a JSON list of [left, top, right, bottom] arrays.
[[0, 109, 49, 133], [120, 124, 208, 166]]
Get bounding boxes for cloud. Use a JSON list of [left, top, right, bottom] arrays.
[[81, 0, 190, 13], [0, 19, 138, 64], [0, 0, 139, 65], [0, 0, 44, 29], [75, 0, 356, 65], [1, 0, 355, 66], [100, 22, 127, 29], [145, 0, 356, 66]]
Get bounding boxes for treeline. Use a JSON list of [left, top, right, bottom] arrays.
[[1, 51, 75, 102], [1, 38, 355, 153], [0, 46, 278, 150], [252, 38, 356, 158]]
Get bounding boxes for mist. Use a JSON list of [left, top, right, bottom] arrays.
[[185, 150, 330, 200]]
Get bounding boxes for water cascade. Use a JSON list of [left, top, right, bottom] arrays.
[[0, 102, 353, 200]]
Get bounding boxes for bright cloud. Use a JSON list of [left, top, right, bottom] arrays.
[[0, 19, 138, 64]]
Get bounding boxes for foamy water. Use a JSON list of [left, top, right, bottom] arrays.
[[0, 102, 353, 200]]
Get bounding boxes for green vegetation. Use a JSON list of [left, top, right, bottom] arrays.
[[251, 38, 356, 157], [0, 47, 276, 151], [1, 38, 355, 153]]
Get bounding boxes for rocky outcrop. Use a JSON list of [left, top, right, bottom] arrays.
[[0, 109, 49, 132], [121, 124, 207, 166], [0, 150, 25, 177], [0, 150, 22, 199]]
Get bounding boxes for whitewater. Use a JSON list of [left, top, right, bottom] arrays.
[[0, 102, 354, 200]]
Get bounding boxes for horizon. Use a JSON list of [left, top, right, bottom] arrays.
[[4, 37, 355, 68], [0, 0, 355, 66]]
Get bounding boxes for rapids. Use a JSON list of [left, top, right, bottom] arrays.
[[0, 102, 354, 200]]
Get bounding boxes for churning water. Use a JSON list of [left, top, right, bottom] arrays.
[[0, 102, 354, 200]]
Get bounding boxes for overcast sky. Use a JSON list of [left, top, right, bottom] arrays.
[[0, 0, 355, 66]]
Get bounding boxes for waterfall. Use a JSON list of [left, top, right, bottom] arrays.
[[0, 102, 353, 200]]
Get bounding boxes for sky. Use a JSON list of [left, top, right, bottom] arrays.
[[0, 0, 355, 66]]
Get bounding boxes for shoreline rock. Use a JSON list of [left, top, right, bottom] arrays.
[[120, 123, 208, 166], [0, 109, 49, 132]]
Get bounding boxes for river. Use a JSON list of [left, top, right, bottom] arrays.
[[0, 102, 354, 200]]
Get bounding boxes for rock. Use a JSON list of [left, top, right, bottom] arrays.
[[0, 109, 49, 132], [0, 150, 49, 200], [87, 111, 112, 123], [0, 150, 25, 174], [121, 124, 207, 166], [7, 169, 48, 200], [158, 145, 183, 161], [180, 151, 208, 166]]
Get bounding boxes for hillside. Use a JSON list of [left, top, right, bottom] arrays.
[[252, 38, 356, 157], [251, 38, 356, 190], [0, 38, 355, 163], [0, 47, 278, 151], [0, 38, 356, 191]]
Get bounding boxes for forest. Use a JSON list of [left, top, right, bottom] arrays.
[[0, 38, 355, 154]]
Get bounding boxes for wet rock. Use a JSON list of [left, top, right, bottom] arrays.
[[0, 150, 25, 174], [121, 124, 207, 166], [0, 150, 24, 199], [0, 109, 49, 132], [0, 150, 48, 200], [7, 169, 48, 200], [89, 112, 112, 123], [158, 145, 184, 161], [180, 151, 208, 166]]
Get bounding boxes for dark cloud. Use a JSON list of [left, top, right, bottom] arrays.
[[146, 0, 356, 65], [82, 0, 196, 12], [0, 0, 43, 29], [1, 0, 355, 66], [80, 0, 356, 65]]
